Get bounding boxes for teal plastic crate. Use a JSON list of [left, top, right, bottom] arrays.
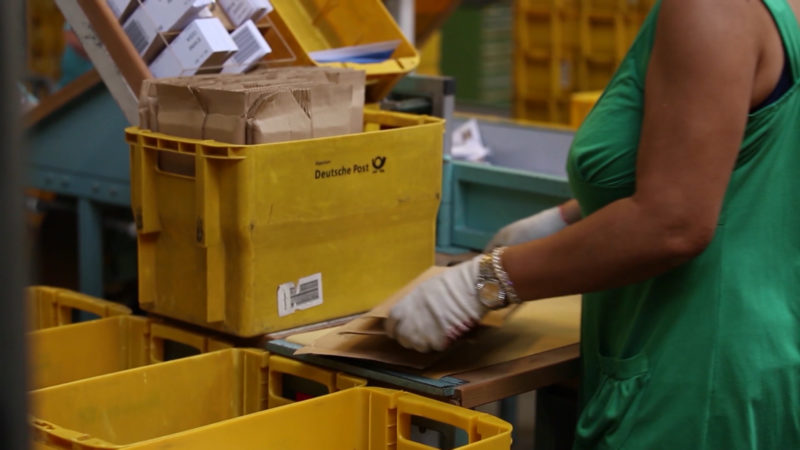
[[437, 117, 574, 253]]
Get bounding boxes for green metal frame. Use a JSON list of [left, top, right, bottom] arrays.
[[27, 84, 131, 297], [436, 118, 575, 253]]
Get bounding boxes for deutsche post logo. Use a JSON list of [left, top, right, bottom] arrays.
[[372, 156, 386, 173]]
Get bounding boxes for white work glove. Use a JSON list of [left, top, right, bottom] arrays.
[[385, 256, 487, 353], [484, 206, 567, 252]]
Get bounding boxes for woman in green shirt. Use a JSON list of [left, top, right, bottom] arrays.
[[386, 0, 800, 447]]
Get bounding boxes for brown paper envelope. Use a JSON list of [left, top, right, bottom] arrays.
[[291, 266, 538, 369], [421, 295, 581, 379], [292, 295, 580, 375], [292, 328, 446, 370]]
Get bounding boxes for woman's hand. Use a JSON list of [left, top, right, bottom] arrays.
[[484, 203, 576, 252], [385, 255, 487, 353]]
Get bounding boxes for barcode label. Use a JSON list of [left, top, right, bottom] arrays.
[[232, 26, 260, 65], [277, 273, 324, 317], [124, 19, 149, 54]]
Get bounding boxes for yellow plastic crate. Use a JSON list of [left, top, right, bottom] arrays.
[[577, 56, 618, 90], [266, 0, 419, 102], [579, 11, 629, 63], [128, 109, 443, 337], [30, 349, 367, 449], [569, 90, 603, 128], [125, 387, 512, 449], [515, 50, 578, 98], [28, 286, 131, 331], [514, 94, 571, 124], [515, 2, 579, 52], [28, 315, 232, 390]]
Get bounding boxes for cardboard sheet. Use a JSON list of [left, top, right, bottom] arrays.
[[420, 295, 580, 379], [291, 266, 580, 374]]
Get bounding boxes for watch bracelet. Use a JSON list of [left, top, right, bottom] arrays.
[[476, 253, 507, 309], [491, 247, 521, 304]]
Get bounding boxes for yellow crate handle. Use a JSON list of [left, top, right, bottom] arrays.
[[30, 286, 132, 328], [148, 322, 231, 363], [266, 355, 366, 409], [130, 141, 162, 235], [396, 394, 485, 449], [194, 152, 226, 323]]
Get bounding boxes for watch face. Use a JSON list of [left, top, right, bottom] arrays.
[[478, 280, 504, 309]]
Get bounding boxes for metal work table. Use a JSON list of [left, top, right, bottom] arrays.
[[265, 339, 580, 409]]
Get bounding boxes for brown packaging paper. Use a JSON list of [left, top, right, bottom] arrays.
[[154, 82, 206, 139], [141, 67, 366, 144], [292, 267, 531, 370], [247, 88, 313, 143]]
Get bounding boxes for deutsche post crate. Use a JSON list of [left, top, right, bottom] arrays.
[[125, 387, 512, 449], [29, 315, 231, 390], [128, 110, 443, 337], [28, 286, 131, 330], [30, 349, 367, 448]]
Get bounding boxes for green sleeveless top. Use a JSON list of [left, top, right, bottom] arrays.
[[566, 1, 800, 448]]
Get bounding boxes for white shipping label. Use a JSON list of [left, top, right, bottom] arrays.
[[277, 273, 323, 317]]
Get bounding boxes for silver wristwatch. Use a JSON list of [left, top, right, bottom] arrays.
[[475, 247, 520, 310]]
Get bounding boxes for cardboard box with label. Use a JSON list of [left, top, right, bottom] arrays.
[[149, 18, 238, 78], [106, 0, 138, 22], [123, 0, 213, 61], [221, 20, 272, 74], [143, 0, 213, 32], [218, 0, 273, 27]]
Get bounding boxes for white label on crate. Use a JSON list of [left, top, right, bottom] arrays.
[[277, 273, 324, 317]]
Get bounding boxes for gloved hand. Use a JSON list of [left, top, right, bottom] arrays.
[[385, 255, 486, 353], [484, 206, 568, 252]]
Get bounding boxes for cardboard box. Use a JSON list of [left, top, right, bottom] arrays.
[[144, 67, 364, 143], [105, 0, 137, 21], [154, 83, 206, 139], [221, 20, 272, 74], [124, 0, 213, 61], [218, 0, 273, 27], [142, 0, 213, 32], [123, 6, 162, 61], [149, 18, 238, 78]]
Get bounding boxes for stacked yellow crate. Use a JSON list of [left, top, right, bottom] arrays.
[[577, 0, 629, 91], [26, 0, 66, 88], [513, 0, 579, 123], [514, 0, 657, 125]]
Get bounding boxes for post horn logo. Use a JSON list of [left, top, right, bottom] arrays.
[[371, 156, 387, 173]]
